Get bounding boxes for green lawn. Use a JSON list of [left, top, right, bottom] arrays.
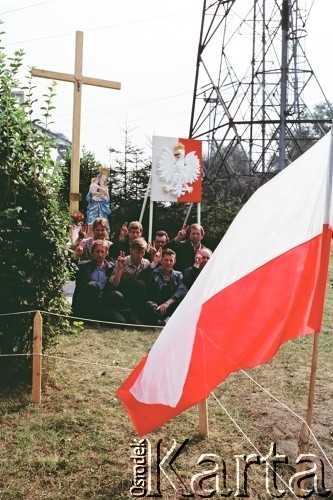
[[0, 280, 333, 499]]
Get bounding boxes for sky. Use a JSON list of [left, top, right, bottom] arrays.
[[1, 0, 333, 167]]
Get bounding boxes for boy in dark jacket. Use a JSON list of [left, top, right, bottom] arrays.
[[139, 248, 188, 325]]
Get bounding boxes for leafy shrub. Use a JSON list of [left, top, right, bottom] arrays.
[[0, 39, 73, 385]]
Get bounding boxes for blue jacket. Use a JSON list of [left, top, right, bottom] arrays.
[[72, 259, 114, 312], [140, 267, 188, 304]]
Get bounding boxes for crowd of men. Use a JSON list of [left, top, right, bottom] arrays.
[[71, 218, 212, 326]]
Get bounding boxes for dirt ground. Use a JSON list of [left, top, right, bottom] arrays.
[[228, 332, 333, 497]]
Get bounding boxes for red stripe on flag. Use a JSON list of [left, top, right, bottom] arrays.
[[177, 137, 202, 203], [117, 227, 332, 435]]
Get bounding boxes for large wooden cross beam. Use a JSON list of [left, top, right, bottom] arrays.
[[32, 31, 121, 212]]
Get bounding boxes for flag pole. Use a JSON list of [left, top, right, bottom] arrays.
[[294, 333, 320, 496], [198, 399, 209, 436], [183, 203, 193, 226], [139, 176, 151, 224], [295, 127, 333, 495]]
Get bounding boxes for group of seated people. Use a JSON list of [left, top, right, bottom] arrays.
[[71, 218, 212, 326]]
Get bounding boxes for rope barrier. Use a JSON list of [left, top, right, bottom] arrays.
[[0, 353, 32, 357], [1, 308, 332, 479], [0, 352, 130, 373], [0, 310, 37, 317], [0, 308, 163, 329], [44, 310, 162, 329], [1, 349, 332, 476], [211, 392, 300, 499], [43, 353, 130, 372], [238, 369, 333, 472]]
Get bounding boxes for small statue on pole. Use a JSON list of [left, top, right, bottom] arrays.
[[85, 165, 111, 235]]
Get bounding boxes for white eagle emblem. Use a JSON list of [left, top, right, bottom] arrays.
[[157, 142, 200, 198]]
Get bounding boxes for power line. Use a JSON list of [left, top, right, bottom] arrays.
[[3, 7, 200, 46], [0, 0, 54, 15]]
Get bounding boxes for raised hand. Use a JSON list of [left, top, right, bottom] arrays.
[[148, 241, 157, 257], [175, 224, 188, 242], [109, 250, 126, 286], [194, 253, 203, 267], [119, 223, 128, 241], [78, 228, 86, 240], [117, 250, 126, 270], [74, 243, 84, 259], [153, 247, 162, 266]]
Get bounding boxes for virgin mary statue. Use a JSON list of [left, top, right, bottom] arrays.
[[85, 165, 111, 234]]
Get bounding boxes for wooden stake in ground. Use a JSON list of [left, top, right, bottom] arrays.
[[295, 333, 320, 497], [198, 399, 209, 437], [32, 311, 43, 404], [32, 31, 121, 212]]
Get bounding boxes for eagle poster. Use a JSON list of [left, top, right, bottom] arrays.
[[151, 136, 202, 202]]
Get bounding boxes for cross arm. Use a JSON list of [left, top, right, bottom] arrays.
[[32, 68, 121, 90], [82, 76, 121, 90], [32, 68, 77, 83]]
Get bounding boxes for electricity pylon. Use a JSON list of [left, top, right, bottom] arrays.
[[189, 0, 333, 202]]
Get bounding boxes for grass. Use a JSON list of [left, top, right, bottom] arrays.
[[1, 276, 333, 498]]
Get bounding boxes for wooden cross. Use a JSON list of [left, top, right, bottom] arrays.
[[32, 31, 121, 212]]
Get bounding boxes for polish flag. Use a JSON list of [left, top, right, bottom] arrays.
[[118, 131, 333, 436]]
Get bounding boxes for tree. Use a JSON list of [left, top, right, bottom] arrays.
[[194, 142, 259, 248], [274, 101, 333, 167], [309, 101, 333, 137], [108, 129, 151, 236], [59, 146, 104, 214], [59, 133, 152, 238], [0, 41, 73, 385]]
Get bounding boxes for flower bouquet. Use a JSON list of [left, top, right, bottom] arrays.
[[70, 211, 86, 243], [71, 211, 85, 225]]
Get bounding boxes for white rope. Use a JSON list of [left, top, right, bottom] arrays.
[[42, 353, 130, 372], [238, 369, 333, 472], [0, 308, 163, 329], [0, 351, 131, 372], [0, 310, 37, 317], [211, 392, 299, 498], [0, 353, 32, 357], [0, 352, 128, 371], [1, 308, 332, 477], [44, 310, 162, 329]]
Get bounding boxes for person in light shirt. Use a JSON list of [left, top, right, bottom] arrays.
[[72, 240, 125, 322], [109, 237, 152, 323], [72, 217, 112, 262]]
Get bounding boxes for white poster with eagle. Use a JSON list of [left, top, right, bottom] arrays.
[[151, 136, 202, 202]]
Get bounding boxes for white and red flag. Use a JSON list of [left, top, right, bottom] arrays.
[[118, 130, 333, 436]]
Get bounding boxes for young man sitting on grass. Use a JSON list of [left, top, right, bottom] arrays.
[[72, 239, 126, 323], [109, 237, 152, 324], [139, 248, 188, 325]]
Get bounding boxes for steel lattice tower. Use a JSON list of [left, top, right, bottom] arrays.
[[189, 0, 333, 202]]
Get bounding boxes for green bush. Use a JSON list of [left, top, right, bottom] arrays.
[[0, 39, 73, 385]]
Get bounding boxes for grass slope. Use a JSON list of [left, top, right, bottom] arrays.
[[1, 280, 333, 498]]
